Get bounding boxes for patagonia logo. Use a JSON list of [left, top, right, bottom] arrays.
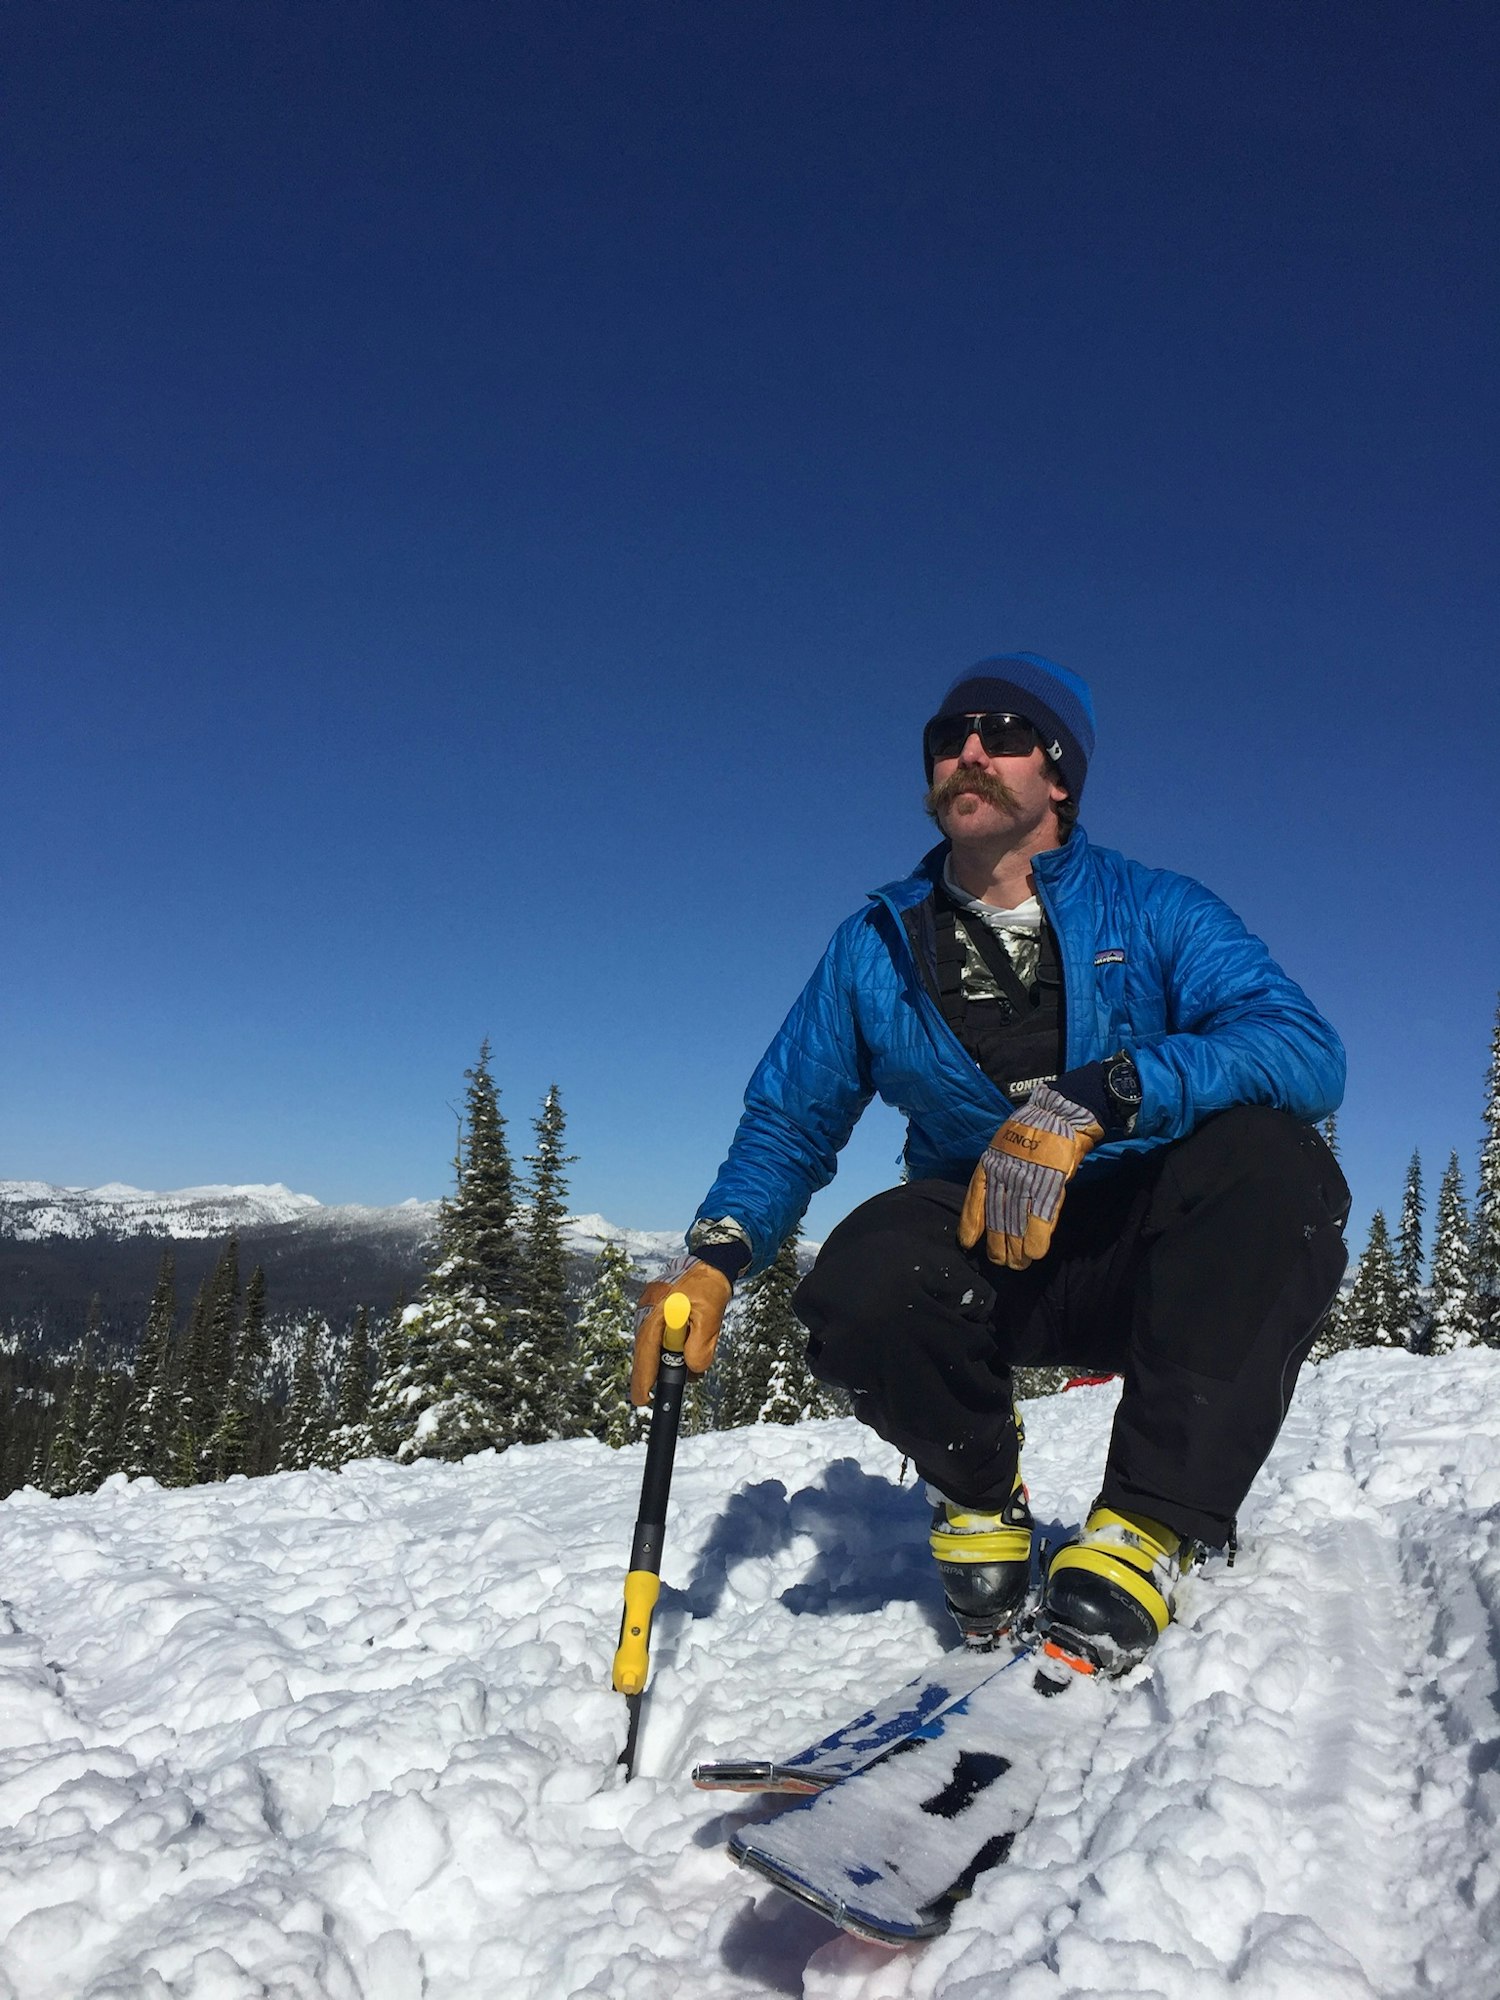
[[1094, 948, 1126, 965]]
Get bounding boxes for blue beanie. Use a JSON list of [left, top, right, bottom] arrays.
[[926, 652, 1096, 802]]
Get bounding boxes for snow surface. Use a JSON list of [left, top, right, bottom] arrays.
[[1, 1351, 1497, 1997]]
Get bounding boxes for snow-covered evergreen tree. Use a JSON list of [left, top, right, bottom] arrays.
[[205, 1234, 241, 1420], [688, 1376, 724, 1440], [573, 1240, 638, 1447], [126, 1251, 178, 1481], [370, 1293, 516, 1461], [45, 1339, 93, 1496], [368, 1043, 521, 1462], [327, 1305, 374, 1465], [1340, 1211, 1404, 1350], [76, 1368, 122, 1490], [207, 1263, 268, 1480], [173, 1239, 239, 1482], [281, 1317, 331, 1471], [1396, 1151, 1426, 1351], [1310, 1287, 1347, 1363], [1475, 993, 1500, 1346], [717, 1238, 830, 1427], [1321, 1110, 1340, 1158], [510, 1085, 578, 1445], [714, 1290, 771, 1431], [1429, 1153, 1481, 1354], [439, 1039, 521, 1308], [367, 1307, 411, 1460]]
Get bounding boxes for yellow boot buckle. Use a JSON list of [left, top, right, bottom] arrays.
[[931, 1517, 1033, 1566]]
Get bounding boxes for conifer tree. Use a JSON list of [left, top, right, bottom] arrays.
[[46, 1340, 93, 1497], [1396, 1151, 1426, 1352], [573, 1241, 638, 1447], [1475, 993, 1500, 1346], [127, 1251, 179, 1480], [1339, 1211, 1403, 1350], [510, 1085, 579, 1444], [207, 1264, 268, 1480], [368, 1042, 521, 1461], [243, 1268, 281, 1476], [1429, 1153, 1481, 1354], [328, 1305, 374, 1465], [168, 1408, 199, 1488], [717, 1238, 826, 1427], [169, 1284, 208, 1486], [173, 1239, 240, 1482], [679, 1373, 717, 1437], [714, 1296, 769, 1432], [367, 1306, 412, 1459], [76, 1368, 122, 1490], [1309, 1287, 1345, 1364], [439, 1040, 520, 1306], [759, 1239, 838, 1422], [206, 1234, 241, 1415], [281, 1317, 331, 1472], [369, 1292, 513, 1461], [1307, 1109, 1346, 1356], [0, 1357, 47, 1500], [244, 1263, 267, 1354]]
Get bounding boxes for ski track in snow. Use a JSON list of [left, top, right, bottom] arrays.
[[0, 1354, 1497, 1998]]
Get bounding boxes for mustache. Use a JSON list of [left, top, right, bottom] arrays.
[[923, 768, 1023, 820]]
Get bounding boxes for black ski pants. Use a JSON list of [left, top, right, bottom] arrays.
[[794, 1106, 1350, 1548]]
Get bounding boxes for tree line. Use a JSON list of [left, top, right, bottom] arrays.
[[4, 1041, 840, 1499], [1315, 993, 1500, 1357], [8, 993, 1497, 1498]]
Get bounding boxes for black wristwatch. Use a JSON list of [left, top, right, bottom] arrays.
[[1104, 1050, 1143, 1132]]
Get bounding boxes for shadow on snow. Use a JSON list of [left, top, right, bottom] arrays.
[[665, 1456, 953, 1644]]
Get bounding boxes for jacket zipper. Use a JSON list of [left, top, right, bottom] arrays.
[[873, 890, 1014, 1122]]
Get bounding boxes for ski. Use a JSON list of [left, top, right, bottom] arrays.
[[692, 1639, 1033, 1795], [722, 1647, 1111, 1944]]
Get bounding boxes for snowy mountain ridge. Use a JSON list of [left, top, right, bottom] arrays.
[[0, 1180, 330, 1239], [0, 1180, 685, 1272]]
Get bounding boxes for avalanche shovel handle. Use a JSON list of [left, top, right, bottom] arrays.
[[613, 1291, 691, 1743]]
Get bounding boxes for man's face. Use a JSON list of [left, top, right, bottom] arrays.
[[925, 718, 1069, 843]]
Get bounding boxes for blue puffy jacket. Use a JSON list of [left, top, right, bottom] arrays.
[[695, 829, 1345, 1274]]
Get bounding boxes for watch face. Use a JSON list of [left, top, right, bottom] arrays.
[[1108, 1058, 1142, 1108]]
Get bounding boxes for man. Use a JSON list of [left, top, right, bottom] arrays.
[[632, 653, 1349, 1677]]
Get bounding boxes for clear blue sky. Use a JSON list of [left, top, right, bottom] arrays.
[[4, 2, 1497, 1256]]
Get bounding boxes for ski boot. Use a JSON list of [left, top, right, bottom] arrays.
[[1037, 1504, 1185, 1678], [929, 1472, 1035, 1648]]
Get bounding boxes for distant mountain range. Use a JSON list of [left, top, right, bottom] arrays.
[[0, 1180, 685, 1350]]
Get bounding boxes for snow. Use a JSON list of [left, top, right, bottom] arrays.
[[561, 1213, 688, 1278], [0, 1182, 326, 1240], [1, 1352, 1497, 1996], [0, 1183, 676, 1263]]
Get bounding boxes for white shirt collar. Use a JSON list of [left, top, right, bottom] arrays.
[[941, 858, 1042, 932]]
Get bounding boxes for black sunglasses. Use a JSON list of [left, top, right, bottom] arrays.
[[923, 712, 1046, 764]]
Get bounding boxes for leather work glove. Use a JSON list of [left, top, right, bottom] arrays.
[[629, 1259, 733, 1406], [958, 1082, 1105, 1270]]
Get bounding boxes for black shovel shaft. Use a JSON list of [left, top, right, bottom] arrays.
[[626, 1350, 687, 1574], [612, 1324, 692, 1713]]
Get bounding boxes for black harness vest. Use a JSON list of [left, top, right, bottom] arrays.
[[928, 890, 1067, 1100]]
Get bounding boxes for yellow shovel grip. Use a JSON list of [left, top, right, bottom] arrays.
[[662, 1291, 690, 1353], [611, 1569, 662, 1695]]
